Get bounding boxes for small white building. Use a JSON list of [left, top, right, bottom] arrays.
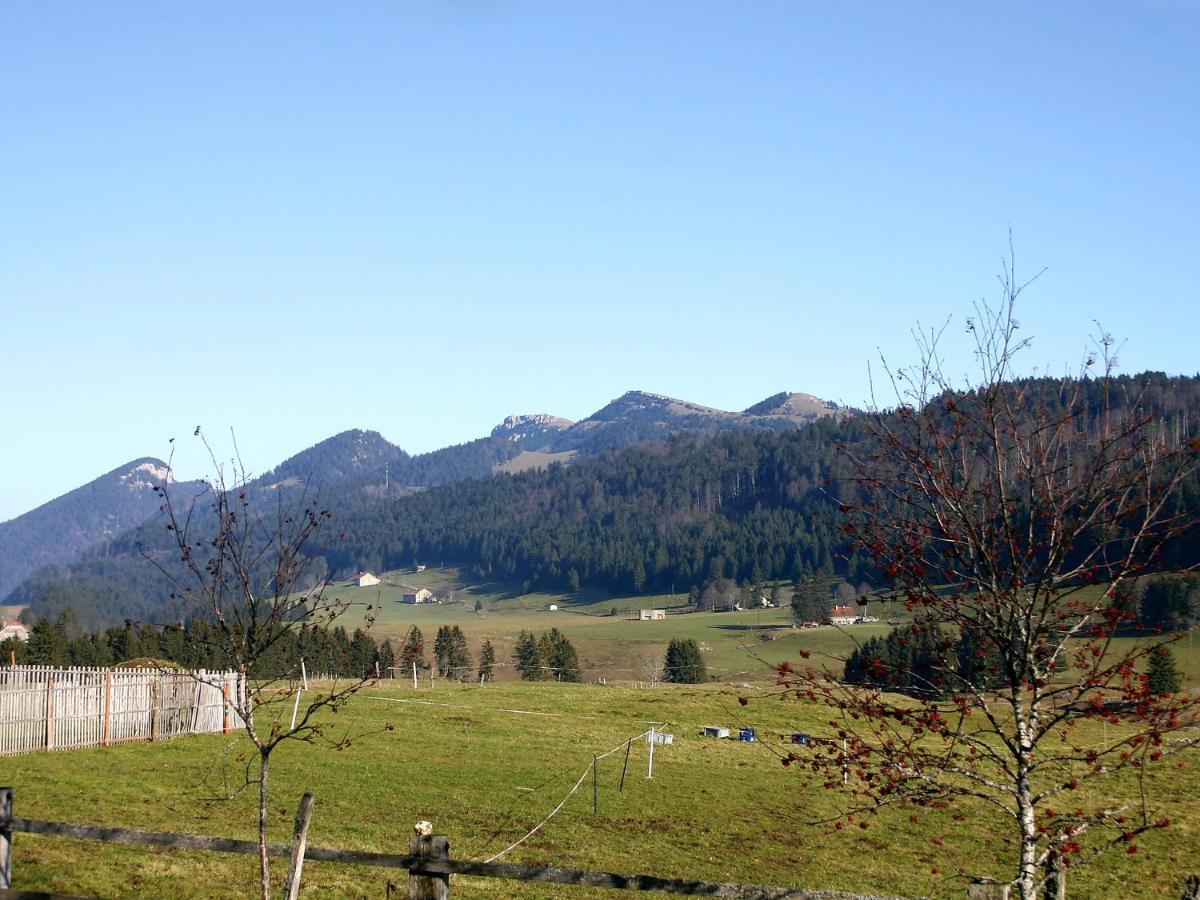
[[402, 588, 434, 604], [639, 609, 667, 621], [0, 621, 30, 642], [356, 572, 381, 587], [547, 604, 558, 611], [826, 605, 858, 626]]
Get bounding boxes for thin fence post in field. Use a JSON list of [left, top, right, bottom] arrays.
[[0, 787, 11, 889], [619, 738, 631, 792], [222, 679, 231, 735], [408, 824, 449, 900], [102, 669, 112, 747], [592, 754, 599, 816], [284, 792, 315, 900]]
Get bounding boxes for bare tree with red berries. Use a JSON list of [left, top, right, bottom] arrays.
[[774, 262, 1200, 898]]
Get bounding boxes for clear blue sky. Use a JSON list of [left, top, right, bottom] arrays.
[[1, 1, 1197, 522]]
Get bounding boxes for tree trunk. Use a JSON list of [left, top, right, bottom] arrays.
[[1016, 763, 1037, 900], [259, 749, 272, 900]]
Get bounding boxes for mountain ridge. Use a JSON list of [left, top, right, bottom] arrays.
[[0, 457, 205, 599], [0, 388, 839, 604]]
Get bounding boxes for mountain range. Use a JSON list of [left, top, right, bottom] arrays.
[[9, 373, 1200, 631], [0, 390, 843, 603]]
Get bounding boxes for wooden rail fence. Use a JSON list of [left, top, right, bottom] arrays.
[[0, 788, 905, 899], [0, 666, 243, 756]]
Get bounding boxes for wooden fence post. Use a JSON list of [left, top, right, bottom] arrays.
[[1043, 851, 1065, 900], [102, 669, 113, 747], [0, 787, 11, 890], [222, 680, 231, 735], [284, 793, 315, 900], [967, 881, 1010, 899], [408, 822, 449, 899], [150, 678, 160, 742], [44, 677, 55, 751]]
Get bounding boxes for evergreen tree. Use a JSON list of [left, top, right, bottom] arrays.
[[790, 566, 828, 623], [663, 638, 706, 683], [349, 628, 377, 678], [1147, 645, 1182, 695], [398, 625, 425, 675], [374, 638, 396, 679], [438, 625, 471, 680], [478, 639, 496, 682], [513, 630, 543, 680], [434, 626, 453, 677], [542, 628, 580, 682]]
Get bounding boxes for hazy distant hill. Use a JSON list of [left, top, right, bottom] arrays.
[[0, 459, 204, 599]]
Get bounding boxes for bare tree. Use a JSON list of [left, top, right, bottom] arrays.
[[148, 433, 382, 899], [772, 261, 1200, 898]]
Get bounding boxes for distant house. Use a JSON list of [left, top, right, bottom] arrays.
[[0, 621, 30, 642], [826, 605, 858, 626], [547, 604, 558, 611], [639, 609, 667, 621], [357, 572, 381, 587], [415, 564, 427, 573], [402, 588, 434, 604]]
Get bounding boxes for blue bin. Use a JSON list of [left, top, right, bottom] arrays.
[[739, 727, 757, 742]]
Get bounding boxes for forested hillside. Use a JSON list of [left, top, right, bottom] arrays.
[[321, 423, 863, 595], [0, 458, 205, 599]]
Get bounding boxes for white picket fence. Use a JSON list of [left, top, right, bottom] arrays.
[[0, 665, 244, 756]]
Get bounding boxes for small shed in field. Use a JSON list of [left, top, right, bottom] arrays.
[[638, 609, 666, 621]]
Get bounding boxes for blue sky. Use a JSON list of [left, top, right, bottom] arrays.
[[1, 1, 1197, 522]]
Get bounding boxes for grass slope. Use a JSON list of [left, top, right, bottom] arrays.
[[5, 682, 1198, 898]]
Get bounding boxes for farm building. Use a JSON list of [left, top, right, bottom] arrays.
[[356, 572, 381, 587], [638, 609, 666, 621], [402, 588, 434, 604], [826, 605, 859, 626]]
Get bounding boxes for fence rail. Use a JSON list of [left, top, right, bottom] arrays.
[[0, 666, 243, 756], [0, 789, 904, 899]]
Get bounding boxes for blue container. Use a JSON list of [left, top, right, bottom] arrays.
[[739, 727, 757, 742], [791, 732, 811, 746]]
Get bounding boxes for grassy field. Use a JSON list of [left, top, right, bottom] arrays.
[[4, 681, 1199, 899]]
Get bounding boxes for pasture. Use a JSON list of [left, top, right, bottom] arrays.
[[330, 569, 1200, 688], [4, 680, 1199, 898]]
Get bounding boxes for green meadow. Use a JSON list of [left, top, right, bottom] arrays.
[[4, 680, 1199, 899], [6, 570, 1198, 898], [331, 569, 1200, 688]]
